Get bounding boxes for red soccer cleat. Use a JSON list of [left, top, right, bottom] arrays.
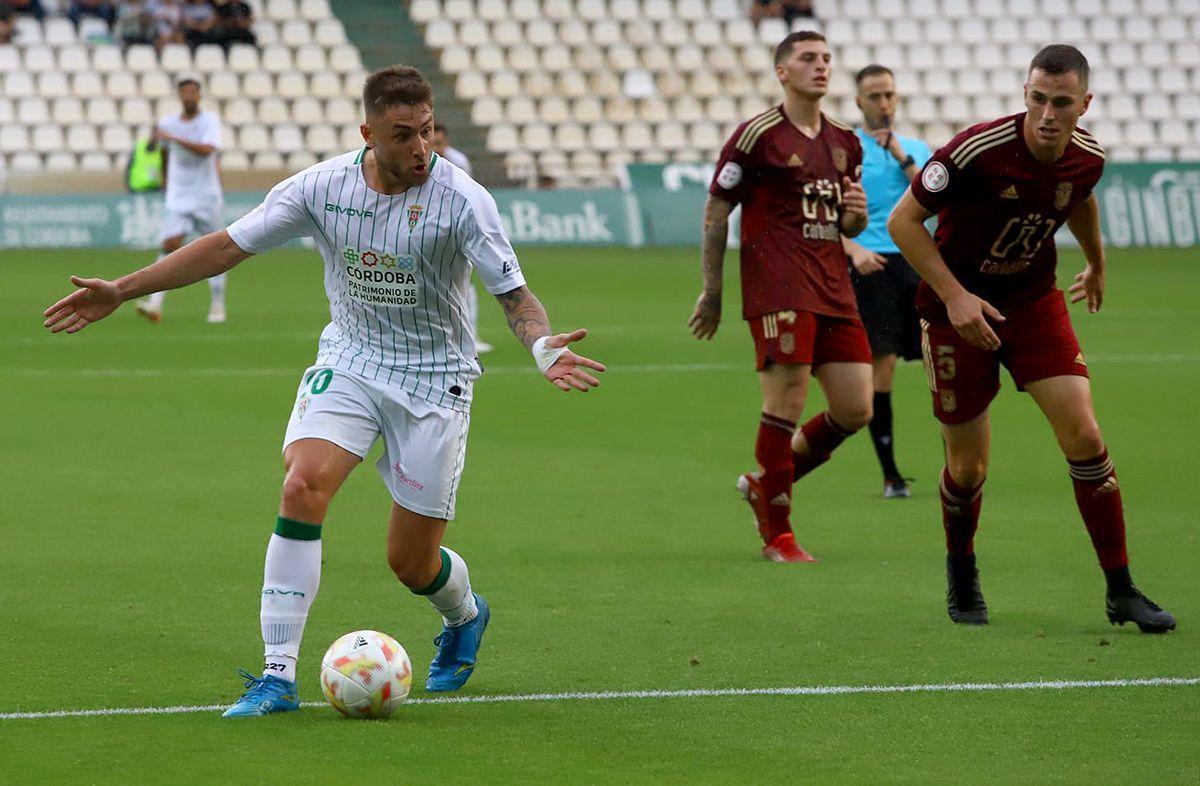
[[761, 532, 818, 563]]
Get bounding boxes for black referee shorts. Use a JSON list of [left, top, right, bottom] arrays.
[[849, 252, 922, 361]]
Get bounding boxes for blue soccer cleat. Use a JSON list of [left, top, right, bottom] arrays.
[[426, 594, 490, 692], [221, 670, 301, 718]]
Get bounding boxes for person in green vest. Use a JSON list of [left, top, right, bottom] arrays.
[[125, 133, 164, 193]]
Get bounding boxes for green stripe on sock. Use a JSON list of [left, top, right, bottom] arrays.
[[412, 549, 451, 596], [275, 516, 322, 541]]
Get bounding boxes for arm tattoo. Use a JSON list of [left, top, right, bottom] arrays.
[[701, 197, 731, 294], [495, 285, 552, 351]]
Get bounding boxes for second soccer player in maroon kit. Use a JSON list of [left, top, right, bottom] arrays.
[[690, 31, 873, 563], [888, 44, 1175, 632]]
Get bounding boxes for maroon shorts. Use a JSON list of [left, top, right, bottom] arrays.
[[748, 310, 873, 370], [920, 290, 1089, 424]]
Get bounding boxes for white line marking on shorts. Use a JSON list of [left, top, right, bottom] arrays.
[[1, 677, 1194, 720]]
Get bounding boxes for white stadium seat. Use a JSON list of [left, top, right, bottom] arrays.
[[18, 97, 49, 125], [38, 72, 70, 99], [120, 98, 155, 126], [305, 124, 339, 155], [160, 44, 192, 73], [80, 152, 115, 171], [126, 44, 159, 74]]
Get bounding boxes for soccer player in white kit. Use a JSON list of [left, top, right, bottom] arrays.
[[136, 77, 228, 324], [43, 67, 606, 716]]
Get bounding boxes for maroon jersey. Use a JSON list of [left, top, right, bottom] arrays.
[[710, 106, 864, 320], [910, 112, 1105, 321]]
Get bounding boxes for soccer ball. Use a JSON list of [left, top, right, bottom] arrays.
[[320, 630, 412, 718]]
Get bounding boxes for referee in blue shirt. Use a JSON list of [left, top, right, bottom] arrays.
[[843, 64, 932, 498]]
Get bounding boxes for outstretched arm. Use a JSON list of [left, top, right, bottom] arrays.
[[495, 285, 606, 392], [43, 230, 251, 333], [887, 189, 1005, 350], [1065, 193, 1105, 313], [688, 195, 734, 339]]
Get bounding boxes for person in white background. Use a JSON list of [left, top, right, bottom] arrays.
[[137, 76, 227, 324], [434, 122, 491, 352]]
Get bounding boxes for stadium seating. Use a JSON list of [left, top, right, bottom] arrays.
[[0, 0, 365, 175], [408, 0, 1200, 184], [2, 0, 1198, 183]]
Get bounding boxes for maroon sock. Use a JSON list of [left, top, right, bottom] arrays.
[[940, 467, 983, 558], [792, 411, 855, 480], [1067, 450, 1129, 571], [756, 413, 795, 542]]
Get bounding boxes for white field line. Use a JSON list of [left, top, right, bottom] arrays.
[[11, 354, 1200, 380], [1, 677, 1195, 721]]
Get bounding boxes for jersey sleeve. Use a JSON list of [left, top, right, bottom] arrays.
[[457, 187, 526, 295], [226, 176, 315, 253], [201, 114, 222, 149], [708, 123, 754, 205], [910, 138, 965, 215]]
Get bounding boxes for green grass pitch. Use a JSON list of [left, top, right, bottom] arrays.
[[2, 245, 1197, 784]]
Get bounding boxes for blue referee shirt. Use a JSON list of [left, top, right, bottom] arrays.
[[854, 128, 932, 254]]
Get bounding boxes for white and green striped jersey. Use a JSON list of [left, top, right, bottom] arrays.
[[227, 149, 525, 413]]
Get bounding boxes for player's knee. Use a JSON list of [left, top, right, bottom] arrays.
[[279, 470, 331, 519], [386, 549, 435, 590], [947, 457, 988, 489], [1064, 421, 1105, 460], [832, 402, 872, 433]]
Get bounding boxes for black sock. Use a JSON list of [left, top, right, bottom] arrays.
[[869, 391, 901, 480], [1104, 565, 1134, 597]]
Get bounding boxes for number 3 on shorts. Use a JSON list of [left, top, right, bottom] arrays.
[[305, 368, 333, 395]]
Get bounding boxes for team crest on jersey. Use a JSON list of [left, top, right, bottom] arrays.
[[1054, 182, 1073, 210], [831, 147, 848, 173], [922, 161, 949, 193], [407, 204, 424, 230]]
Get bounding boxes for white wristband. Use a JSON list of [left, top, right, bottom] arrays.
[[531, 335, 568, 374]]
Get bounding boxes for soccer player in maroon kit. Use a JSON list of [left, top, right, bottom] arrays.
[[689, 31, 873, 563], [888, 45, 1175, 631]]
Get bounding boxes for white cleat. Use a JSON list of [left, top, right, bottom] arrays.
[[206, 306, 227, 324], [135, 301, 162, 323]]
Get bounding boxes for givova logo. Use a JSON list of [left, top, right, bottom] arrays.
[[342, 246, 415, 270], [325, 202, 374, 218]]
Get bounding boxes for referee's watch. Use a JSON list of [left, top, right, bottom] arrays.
[[898, 154, 916, 169]]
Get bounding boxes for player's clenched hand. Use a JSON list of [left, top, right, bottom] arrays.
[[43, 276, 123, 334], [688, 290, 721, 340], [945, 291, 1005, 351], [848, 245, 887, 276], [841, 177, 867, 220], [541, 328, 606, 392], [1068, 265, 1104, 313]]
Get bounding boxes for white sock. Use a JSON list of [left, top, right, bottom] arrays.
[[467, 283, 480, 339], [415, 547, 477, 627], [208, 272, 227, 309], [260, 521, 322, 683]]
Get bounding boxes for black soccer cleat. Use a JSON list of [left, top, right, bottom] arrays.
[[1106, 588, 1176, 633], [946, 555, 988, 625]]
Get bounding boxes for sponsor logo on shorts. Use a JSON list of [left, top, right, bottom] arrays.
[[391, 461, 425, 492], [296, 397, 310, 419], [939, 390, 958, 413], [779, 332, 795, 354], [922, 161, 950, 193]]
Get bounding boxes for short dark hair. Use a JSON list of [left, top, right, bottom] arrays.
[[774, 31, 826, 66], [362, 65, 433, 117], [1028, 44, 1090, 86], [176, 77, 200, 90], [855, 64, 894, 86]]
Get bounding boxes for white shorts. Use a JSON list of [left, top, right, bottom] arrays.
[[282, 366, 471, 520], [160, 203, 223, 243]]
